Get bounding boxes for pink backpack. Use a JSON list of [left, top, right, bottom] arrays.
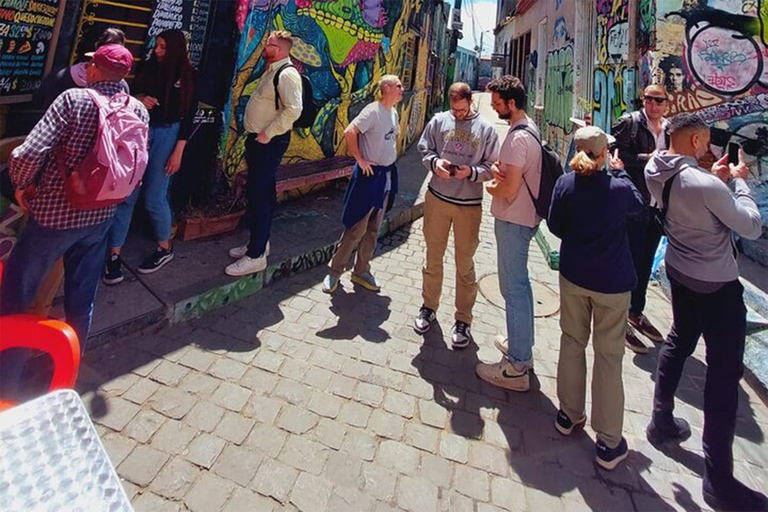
[[61, 90, 149, 210]]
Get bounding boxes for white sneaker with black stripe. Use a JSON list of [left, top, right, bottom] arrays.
[[451, 321, 471, 349], [137, 247, 174, 274], [413, 306, 436, 334]]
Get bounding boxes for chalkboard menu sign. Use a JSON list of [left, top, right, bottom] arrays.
[[146, 0, 211, 68], [0, 0, 66, 103], [69, 0, 153, 67]]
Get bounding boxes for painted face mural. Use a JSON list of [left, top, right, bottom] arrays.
[[295, 0, 386, 67]]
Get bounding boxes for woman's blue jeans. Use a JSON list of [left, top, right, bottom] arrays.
[[108, 122, 180, 248]]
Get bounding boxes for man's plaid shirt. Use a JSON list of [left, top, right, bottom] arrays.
[[9, 82, 149, 230]]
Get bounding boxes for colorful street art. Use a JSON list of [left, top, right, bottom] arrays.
[[639, 0, 657, 54], [596, 0, 630, 64], [645, 1, 767, 187], [593, 64, 637, 134], [219, 0, 429, 187], [591, 0, 632, 137], [544, 46, 574, 136], [635, 0, 767, 224]]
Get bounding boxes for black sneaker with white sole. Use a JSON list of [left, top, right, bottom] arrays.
[[595, 437, 629, 470], [413, 306, 436, 334], [137, 247, 174, 274], [451, 321, 471, 349], [555, 409, 587, 436], [103, 254, 124, 285]]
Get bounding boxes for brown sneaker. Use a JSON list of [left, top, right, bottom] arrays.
[[476, 359, 530, 392], [628, 314, 664, 343], [625, 325, 650, 354]]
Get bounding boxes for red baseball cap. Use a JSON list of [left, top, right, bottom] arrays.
[[91, 44, 133, 73]]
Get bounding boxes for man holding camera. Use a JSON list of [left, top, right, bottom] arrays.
[[644, 113, 765, 511], [414, 82, 499, 348]]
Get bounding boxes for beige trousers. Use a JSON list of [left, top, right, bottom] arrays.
[[329, 204, 386, 278], [421, 190, 482, 324], [557, 275, 630, 448]]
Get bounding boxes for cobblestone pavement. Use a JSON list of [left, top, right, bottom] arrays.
[[79, 203, 768, 511]]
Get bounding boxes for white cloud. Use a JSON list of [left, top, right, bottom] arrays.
[[456, 0, 497, 56]]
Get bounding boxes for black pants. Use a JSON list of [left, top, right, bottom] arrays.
[[653, 276, 746, 485], [627, 211, 663, 317], [245, 132, 291, 258]]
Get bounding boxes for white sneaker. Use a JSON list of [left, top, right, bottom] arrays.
[[229, 241, 270, 259], [225, 254, 267, 276], [476, 359, 530, 392]]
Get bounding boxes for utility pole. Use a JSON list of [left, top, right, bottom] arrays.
[[444, 0, 463, 110]]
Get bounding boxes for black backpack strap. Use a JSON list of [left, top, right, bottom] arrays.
[[630, 111, 641, 141], [273, 63, 293, 110], [510, 125, 542, 202], [659, 171, 678, 223]]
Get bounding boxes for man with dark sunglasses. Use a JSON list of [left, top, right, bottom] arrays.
[[610, 84, 670, 354]]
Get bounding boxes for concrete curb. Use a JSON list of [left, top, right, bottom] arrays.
[[171, 200, 425, 323]]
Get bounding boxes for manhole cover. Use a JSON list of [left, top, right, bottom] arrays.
[[478, 273, 560, 317]]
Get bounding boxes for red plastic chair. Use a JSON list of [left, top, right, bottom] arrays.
[[0, 261, 81, 411]]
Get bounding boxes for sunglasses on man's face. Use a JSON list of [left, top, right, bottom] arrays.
[[644, 95, 667, 105]]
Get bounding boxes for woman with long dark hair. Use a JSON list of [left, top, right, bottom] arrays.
[[104, 29, 197, 283]]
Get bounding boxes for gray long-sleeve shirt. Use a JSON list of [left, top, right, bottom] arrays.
[[418, 110, 499, 206], [645, 153, 762, 286]]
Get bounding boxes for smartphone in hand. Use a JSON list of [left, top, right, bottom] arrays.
[[445, 163, 458, 177], [728, 142, 741, 165]]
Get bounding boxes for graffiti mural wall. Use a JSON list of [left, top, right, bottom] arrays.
[[643, 0, 768, 221], [593, 0, 636, 136], [542, 0, 576, 158], [219, 0, 431, 188]]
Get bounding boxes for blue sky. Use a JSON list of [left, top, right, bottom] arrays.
[[456, 0, 497, 56]]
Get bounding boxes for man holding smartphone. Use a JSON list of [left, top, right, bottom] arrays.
[[611, 84, 670, 354], [644, 113, 765, 511], [414, 82, 499, 348]]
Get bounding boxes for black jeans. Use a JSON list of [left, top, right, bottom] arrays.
[[245, 132, 291, 258], [653, 276, 746, 486], [627, 210, 663, 317]]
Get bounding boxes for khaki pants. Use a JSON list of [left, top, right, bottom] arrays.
[[329, 203, 386, 278], [26, 258, 64, 316], [557, 275, 630, 448], [421, 190, 482, 324]]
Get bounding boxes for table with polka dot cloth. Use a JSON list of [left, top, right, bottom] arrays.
[[0, 389, 132, 512]]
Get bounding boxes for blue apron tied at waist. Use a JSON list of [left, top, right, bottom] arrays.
[[341, 163, 399, 229]]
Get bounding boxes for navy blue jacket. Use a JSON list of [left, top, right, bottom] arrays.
[[548, 168, 644, 294], [341, 163, 398, 228]]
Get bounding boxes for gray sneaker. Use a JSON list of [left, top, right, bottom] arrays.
[[322, 274, 339, 294]]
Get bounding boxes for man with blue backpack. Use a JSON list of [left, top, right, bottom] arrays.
[[476, 75, 563, 393]]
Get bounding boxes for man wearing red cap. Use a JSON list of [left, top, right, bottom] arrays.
[[0, 45, 149, 399]]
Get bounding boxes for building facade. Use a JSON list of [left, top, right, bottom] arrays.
[[493, 0, 767, 229], [455, 46, 479, 89]]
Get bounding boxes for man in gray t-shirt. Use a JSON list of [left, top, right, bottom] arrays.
[[353, 100, 400, 168], [322, 75, 403, 294]]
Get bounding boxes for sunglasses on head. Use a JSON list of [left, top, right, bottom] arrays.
[[644, 95, 667, 104]]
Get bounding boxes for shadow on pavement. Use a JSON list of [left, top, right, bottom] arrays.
[[631, 343, 765, 447], [317, 285, 392, 343]]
